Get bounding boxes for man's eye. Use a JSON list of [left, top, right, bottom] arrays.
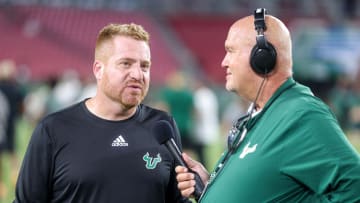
[[119, 61, 132, 68], [121, 62, 130, 66], [141, 64, 150, 72]]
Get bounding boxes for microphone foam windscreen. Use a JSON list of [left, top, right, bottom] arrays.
[[153, 120, 174, 144]]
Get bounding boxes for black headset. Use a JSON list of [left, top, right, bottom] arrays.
[[250, 8, 277, 76]]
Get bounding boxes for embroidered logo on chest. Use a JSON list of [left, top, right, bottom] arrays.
[[143, 152, 162, 169], [239, 142, 257, 159], [111, 135, 128, 147]]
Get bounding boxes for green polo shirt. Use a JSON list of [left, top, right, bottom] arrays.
[[200, 78, 360, 202]]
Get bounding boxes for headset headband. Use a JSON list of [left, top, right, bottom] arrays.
[[254, 8, 267, 35]]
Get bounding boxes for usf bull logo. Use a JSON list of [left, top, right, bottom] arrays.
[[143, 152, 162, 169]]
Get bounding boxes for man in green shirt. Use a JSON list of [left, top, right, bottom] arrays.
[[175, 8, 360, 202]]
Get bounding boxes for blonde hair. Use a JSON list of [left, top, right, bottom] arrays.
[[95, 23, 150, 60]]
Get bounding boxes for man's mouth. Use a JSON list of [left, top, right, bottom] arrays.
[[226, 71, 232, 79], [127, 84, 142, 92]]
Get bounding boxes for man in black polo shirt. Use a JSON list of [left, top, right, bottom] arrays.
[[14, 23, 190, 203]]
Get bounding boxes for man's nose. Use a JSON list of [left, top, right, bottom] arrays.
[[130, 64, 143, 80]]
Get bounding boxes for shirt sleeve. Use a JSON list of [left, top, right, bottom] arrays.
[[14, 121, 54, 203], [281, 109, 360, 202]]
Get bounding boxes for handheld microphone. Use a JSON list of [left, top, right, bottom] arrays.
[[153, 120, 205, 201]]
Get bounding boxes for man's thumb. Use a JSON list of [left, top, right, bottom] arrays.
[[182, 153, 197, 168]]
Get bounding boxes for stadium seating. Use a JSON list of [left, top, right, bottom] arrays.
[[168, 14, 236, 84], [0, 5, 179, 83]]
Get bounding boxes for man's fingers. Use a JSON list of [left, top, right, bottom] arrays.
[[180, 187, 195, 198], [177, 179, 196, 198], [177, 177, 195, 188], [175, 165, 188, 173], [175, 166, 196, 198], [176, 170, 194, 182]]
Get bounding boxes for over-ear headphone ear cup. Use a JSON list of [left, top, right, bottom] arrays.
[[250, 42, 277, 76]]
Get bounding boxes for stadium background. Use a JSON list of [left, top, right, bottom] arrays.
[[1, 0, 360, 202]]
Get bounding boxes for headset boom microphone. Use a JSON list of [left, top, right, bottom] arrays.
[[153, 120, 205, 201]]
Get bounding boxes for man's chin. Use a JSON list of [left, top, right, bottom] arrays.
[[123, 97, 142, 107], [225, 84, 233, 92]]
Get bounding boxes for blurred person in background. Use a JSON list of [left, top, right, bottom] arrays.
[[327, 73, 353, 129], [160, 71, 198, 160], [0, 59, 24, 199], [0, 87, 8, 199], [14, 23, 190, 203], [76, 75, 97, 103], [328, 63, 360, 134], [46, 69, 82, 114], [22, 82, 52, 125], [192, 78, 220, 168], [175, 8, 360, 202]]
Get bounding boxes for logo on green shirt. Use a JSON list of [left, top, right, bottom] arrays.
[[239, 142, 257, 159]]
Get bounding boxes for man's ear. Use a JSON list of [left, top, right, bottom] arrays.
[[93, 60, 104, 80]]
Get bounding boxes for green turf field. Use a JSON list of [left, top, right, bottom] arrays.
[[1, 118, 33, 203], [1, 118, 360, 203]]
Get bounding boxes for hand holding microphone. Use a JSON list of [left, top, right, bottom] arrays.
[[175, 153, 209, 200], [153, 120, 208, 201]]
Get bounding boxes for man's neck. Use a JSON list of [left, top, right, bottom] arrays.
[[85, 97, 137, 121], [256, 76, 289, 109]]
